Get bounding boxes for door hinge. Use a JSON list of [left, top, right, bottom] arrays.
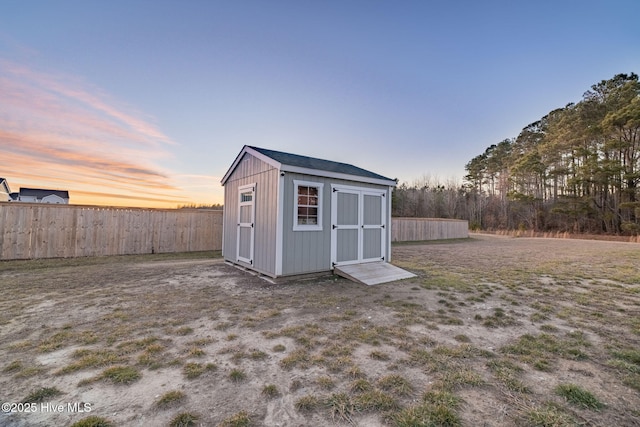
[[332, 224, 337, 229], [381, 224, 385, 228]]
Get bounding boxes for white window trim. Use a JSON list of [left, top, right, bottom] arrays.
[[293, 180, 323, 231]]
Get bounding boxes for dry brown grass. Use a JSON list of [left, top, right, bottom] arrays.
[[1, 238, 639, 425]]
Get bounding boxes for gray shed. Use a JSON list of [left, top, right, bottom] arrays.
[[221, 145, 403, 280]]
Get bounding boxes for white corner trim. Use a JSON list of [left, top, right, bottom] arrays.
[[275, 174, 284, 276]]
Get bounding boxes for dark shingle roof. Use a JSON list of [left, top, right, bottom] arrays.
[[248, 146, 395, 183], [20, 188, 70, 199]]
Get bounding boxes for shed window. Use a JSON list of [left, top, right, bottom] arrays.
[[293, 180, 323, 231]]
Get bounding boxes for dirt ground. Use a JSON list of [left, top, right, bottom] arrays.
[[1, 234, 639, 427]]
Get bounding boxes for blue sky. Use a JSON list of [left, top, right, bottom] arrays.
[[1, 0, 638, 207]]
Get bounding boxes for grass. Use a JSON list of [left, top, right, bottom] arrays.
[[183, 362, 217, 379], [353, 389, 398, 412], [168, 412, 200, 427], [481, 307, 519, 328], [393, 390, 463, 426], [316, 376, 335, 390], [38, 330, 74, 352], [453, 334, 471, 343], [325, 392, 355, 423], [350, 378, 373, 393], [249, 349, 268, 360], [280, 348, 310, 370], [69, 416, 115, 427], [186, 346, 206, 357], [378, 374, 414, 396], [3, 240, 640, 426], [0, 250, 220, 273], [261, 384, 279, 398], [525, 403, 577, 426], [369, 350, 391, 361], [554, 383, 604, 410], [608, 348, 640, 391], [13, 366, 43, 378], [218, 410, 252, 427], [155, 390, 187, 409], [23, 386, 62, 403], [99, 366, 141, 384], [487, 359, 530, 393], [436, 368, 484, 390], [3, 360, 23, 373], [137, 345, 169, 369], [56, 349, 123, 375], [117, 336, 160, 354], [272, 344, 286, 352], [294, 395, 321, 412], [175, 326, 194, 336], [229, 368, 246, 382], [501, 332, 590, 370]]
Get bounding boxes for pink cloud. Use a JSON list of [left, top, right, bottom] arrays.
[[0, 59, 173, 146], [0, 59, 196, 208]]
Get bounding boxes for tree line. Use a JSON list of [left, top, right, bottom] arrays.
[[393, 73, 640, 236]]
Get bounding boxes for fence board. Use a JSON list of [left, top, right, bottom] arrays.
[[391, 218, 469, 242], [1, 204, 466, 260], [0, 202, 223, 260]]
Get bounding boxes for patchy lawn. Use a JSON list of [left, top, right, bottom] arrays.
[[1, 235, 639, 426]]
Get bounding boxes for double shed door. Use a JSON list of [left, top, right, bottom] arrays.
[[331, 185, 387, 267]]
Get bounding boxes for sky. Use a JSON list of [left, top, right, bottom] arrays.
[[1, 0, 639, 208]]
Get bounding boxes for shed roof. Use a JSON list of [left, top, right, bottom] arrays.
[[222, 146, 396, 186]]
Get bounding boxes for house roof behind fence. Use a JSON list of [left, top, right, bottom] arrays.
[[19, 188, 70, 199], [0, 178, 10, 193]]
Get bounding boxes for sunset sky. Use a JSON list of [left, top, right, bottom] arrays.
[[1, 1, 639, 208]]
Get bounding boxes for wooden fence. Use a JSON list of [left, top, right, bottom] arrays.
[[391, 217, 469, 242], [0, 202, 223, 260], [0, 202, 467, 260]]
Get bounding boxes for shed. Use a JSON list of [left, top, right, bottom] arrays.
[[221, 145, 414, 283]]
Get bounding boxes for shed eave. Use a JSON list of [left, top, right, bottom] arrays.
[[280, 165, 397, 187]]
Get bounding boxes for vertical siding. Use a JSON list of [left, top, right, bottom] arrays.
[[281, 175, 391, 275], [281, 173, 331, 275], [222, 153, 279, 276]]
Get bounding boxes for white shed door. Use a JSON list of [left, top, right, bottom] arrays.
[[236, 184, 255, 265], [331, 185, 386, 267]]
